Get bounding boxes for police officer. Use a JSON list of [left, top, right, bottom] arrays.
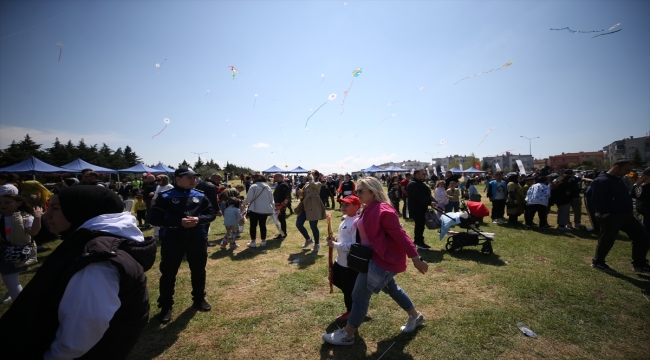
[[150, 168, 217, 323]]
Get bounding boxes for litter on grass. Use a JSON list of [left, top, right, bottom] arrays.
[[517, 322, 537, 337]]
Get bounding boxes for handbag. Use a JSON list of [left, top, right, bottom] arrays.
[[347, 223, 373, 273], [424, 208, 441, 230], [4, 242, 34, 264]]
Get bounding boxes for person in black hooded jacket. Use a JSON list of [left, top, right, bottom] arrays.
[[0, 186, 157, 360], [407, 169, 434, 249]]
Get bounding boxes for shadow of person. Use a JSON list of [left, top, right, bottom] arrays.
[[127, 306, 198, 359], [287, 250, 324, 269], [369, 330, 419, 360], [418, 249, 444, 264], [447, 249, 506, 266]]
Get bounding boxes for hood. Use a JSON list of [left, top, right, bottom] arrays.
[[79, 212, 145, 242]]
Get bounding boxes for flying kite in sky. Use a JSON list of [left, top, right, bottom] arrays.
[[152, 118, 170, 139], [352, 68, 362, 77], [380, 114, 396, 123], [57, 42, 63, 62], [593, 29, 622, 38], [477, 127, 495, 146], [320, 73, 325, 85], [228, 65, 239, 79], [205, 90, 210, 98], [340, 81, 354, 115], [305, 94, 336, 128], [454, 62, 513, 85], [609, 23, 621, 30], [550, 27, 604, 33], [438, 139, 446, 146], [155, 59, 167, 68], [387, 101, 399, 106], [253, 94, 258, 108]]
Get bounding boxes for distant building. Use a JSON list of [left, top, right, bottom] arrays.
[[481, 153, 533, 174], [429, 155, 476, 171], [533, 159, 547, 169], [378, 160, 430, 171], [548, 151, 604, 169], [603, 135, 649, 166]]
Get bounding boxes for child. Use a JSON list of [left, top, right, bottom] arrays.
[[134, 194, 147, 226], [388, 182, 401, 211], [222, 197, 242, 249], [0, 194, 41, 303], [433, 180, 448, 214], [525, 176, 551, 230], [326, 195, 361, 322], [468, 179, 481, 201], [445, 181, 461, 212]]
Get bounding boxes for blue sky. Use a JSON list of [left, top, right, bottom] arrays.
[[1, 0, 648, 173]]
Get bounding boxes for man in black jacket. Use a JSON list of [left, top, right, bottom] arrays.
[[589, 159, 650, 274], [142, 175, 158, 228], [117, 179, 133, 200], [407, 169, 434, 249], [195, 174, 224, 246], [150, 168, 217, 323], [273, 173, 291, 239]]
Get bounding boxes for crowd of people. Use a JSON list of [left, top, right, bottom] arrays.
[[0, 159, 648, 357]]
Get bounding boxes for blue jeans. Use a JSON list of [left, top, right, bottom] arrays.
[[347, 260, 415, 329], [296, 211, 319, 244], [445, 201, 459, 212]]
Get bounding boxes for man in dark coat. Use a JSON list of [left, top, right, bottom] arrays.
[[407, 169, 434, 249]]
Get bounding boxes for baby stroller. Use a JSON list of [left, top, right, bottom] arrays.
[[428, 200, 495, 255]]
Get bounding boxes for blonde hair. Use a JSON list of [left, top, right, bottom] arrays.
[[436, 180, 446, 188], [356, 177, 390, 204]]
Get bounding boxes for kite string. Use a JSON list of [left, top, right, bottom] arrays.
[[550, 27, 604, 33], [58, 47, 62, 62], [0, 2, 80, 40], [340, 81, 354, 115], [151, 125, 167, 139], [305, 101, 327, 127], [592, 29, 622, 38]]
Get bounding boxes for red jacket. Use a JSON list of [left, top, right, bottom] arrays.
[[357, 201, 419, 273]]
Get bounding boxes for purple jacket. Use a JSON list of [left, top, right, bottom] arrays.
[[357, 201, 419, 273]]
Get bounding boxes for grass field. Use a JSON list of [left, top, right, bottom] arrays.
[[1, 183, 649, 359]]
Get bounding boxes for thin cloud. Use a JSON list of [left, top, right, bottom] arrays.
[[252, 142, 270, 148]]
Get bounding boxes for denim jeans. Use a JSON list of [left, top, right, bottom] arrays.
[[445, 201, 460, 212], [295, 211, 319, 244], [347, 260, 415, 329], [556, 204, 570, 226]]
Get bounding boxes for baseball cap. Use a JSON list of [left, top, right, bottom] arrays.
[[337, 195, 360, 207], [174, 167, 201, 177]]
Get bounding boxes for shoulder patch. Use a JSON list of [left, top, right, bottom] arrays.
[[193, 188, 205, 194]]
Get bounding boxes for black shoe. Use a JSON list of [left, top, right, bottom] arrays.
[[415, 242, 431, 249], [273, 234, 285, 240], [159, 307, 172, 323], [193, 299, 212, 311], [207, 241, 219, 247]]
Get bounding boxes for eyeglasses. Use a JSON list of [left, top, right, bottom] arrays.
[[355, 189, 370, 195]]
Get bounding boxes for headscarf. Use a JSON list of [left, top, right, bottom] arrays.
[[57, 186, 123, 238]]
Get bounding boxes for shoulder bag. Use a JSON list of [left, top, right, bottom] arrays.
[[347, 217, 373, 273]]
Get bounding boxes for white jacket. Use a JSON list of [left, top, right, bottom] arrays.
[[243, 182, 275, 214]]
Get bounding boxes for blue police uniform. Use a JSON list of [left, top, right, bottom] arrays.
[[150, 185, 216, 309]]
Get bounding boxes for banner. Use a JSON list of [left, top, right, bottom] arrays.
[[495, 163, 501, 171], [460, 164, 464, 171], [475, 161, 480, 170], [441, 165, 445, 172], [515, 160, 526, 175]]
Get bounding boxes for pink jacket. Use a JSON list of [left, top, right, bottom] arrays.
[[357, 201, 419, 273]]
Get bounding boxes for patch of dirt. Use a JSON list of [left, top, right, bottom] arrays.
[[533, 256, 549, 263], [434, 266, 446, 273], [546, 290, 558, 297], [591, 290, 606, 300]]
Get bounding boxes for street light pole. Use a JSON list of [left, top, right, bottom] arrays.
[[520, 136, 539, 157]]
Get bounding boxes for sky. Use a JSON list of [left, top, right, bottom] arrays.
[[1, 0, 649, 174]]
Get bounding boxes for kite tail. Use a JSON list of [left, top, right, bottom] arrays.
[[592, 29, 622, 38]]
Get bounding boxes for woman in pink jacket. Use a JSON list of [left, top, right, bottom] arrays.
[[322, 177, 428, 346]]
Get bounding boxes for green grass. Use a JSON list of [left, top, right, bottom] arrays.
[[1, 184, 649, 359]]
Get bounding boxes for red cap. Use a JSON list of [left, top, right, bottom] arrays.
[[337, 195, 360, 207]]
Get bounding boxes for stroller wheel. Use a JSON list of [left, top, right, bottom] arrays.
[[481, 243, 493, 255], [445, 238, 453, 251]]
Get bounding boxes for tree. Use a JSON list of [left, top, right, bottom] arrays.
[[464, 153, 479, 170], [178, 159, 190, 168], [109, 147, 127, 169], [45, 138, 74, 165], [448, 160, 460, 169], [123, 146, 141, 166], [632, 148, 643, 168], [482, 160, 490, 172], [194, 156, 205, 169]]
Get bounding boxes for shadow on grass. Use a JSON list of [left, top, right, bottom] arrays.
[[369, 330, 420, 360], [607, 272, 650, 290], [128, 306, 198, 359], [418, 249, 444, 264], [209, 238, 286, 261], [287, 250, 325, 269], [319, 323, 368, 360], [446, 249, 506, 266]]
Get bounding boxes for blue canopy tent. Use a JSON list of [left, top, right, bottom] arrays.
[[462, 168, 486, 174], [61, 159, 118, 174], [151, 162, 175, 174], [117, 163, 161, 174], [448, 167, 463, 173], [262, 165, 285, 173], [383, 165, 410, 173], [0, 156, 71, 178], [288, 166, 309, 173], [361, 165, 386, 172]]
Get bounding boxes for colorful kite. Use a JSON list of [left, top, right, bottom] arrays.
[[228, 65, 239, 79], [57, 42, 63, 62], [340, 81, 354, 115], [550, 27, 604, 33], [152, 118, 170, 139], [454, 62, 513, 85], [593, 29, 622, 38], [352, 68, 362, 77], [477, 127, 495, 147], [305, 94, 337, 128]]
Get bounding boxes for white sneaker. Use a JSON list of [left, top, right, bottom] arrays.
[[302, 239, 314, 248], [322, 328, 354, 345], [1, 293, 11, 303], [247, 242, 257, 248], [557, 226, 571, 231], [492, 220, 498, 224], [400, 312, 425, 333], [260, 241, 267, 247], [312, 244, 320, 253]]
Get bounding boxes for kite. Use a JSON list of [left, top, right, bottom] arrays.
[[305, 94, 337, 128], [340, 81, 354, 115], [155, 59, 167, 68], [477, 127, 495, 147], [152, 118, 170, 139], [550, 27, 604, 33], [609, 23, 620, 30], [352, 68, 362, 77], [205, 90, 210, 98], [253, 94, 258, 108], [593, 29, 622, 38], [438, 139, 445, 146], [454, 62, 513, 85], [419, 86, 424, 91], [320, 73, 325, 85], [380, 114, 396, 123], [228, 65, 239, 79], [57, 42, 63, 62], [387, 101, 399, 106]]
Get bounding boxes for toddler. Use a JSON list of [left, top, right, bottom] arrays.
[[433, 180, 448, 214], [134, 194, 147, 226], [221, 197, 242, 249]]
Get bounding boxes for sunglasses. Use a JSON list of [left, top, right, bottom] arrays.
[[355, 189, 370, 195]]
